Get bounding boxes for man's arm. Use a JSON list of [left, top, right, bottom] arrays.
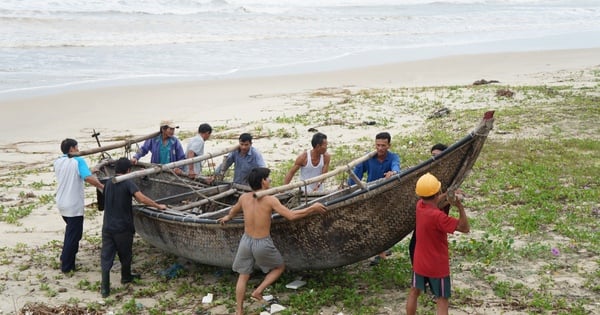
[[85, 175, 104, 191], [391, 153, 401, 173], [271, 198, 326, 221], [134, 191, 167, 210], [174, 139, 186, 161], [283, 153, 305, 184], [453, 199, 470, 233], [254, 149, 267, 167], [218, 198, 243, 224], [322, 153, 331, 174], [132, 139, 152, 164], [215, 154, 234, 176], [186, 150, 197, 175], [348, 162, 364, 186]]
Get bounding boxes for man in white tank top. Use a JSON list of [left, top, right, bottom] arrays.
[[284, 132, 331, 193]]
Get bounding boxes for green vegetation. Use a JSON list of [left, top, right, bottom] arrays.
[[3, 71, 599, 314]]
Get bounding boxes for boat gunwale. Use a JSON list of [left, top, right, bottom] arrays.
[[132, 129, 479, 224]]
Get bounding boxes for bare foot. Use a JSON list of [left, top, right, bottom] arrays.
[[250, 292, 264, 302]]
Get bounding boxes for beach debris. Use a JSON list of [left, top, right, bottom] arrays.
[[473, 79, 500, 85], [20, 302, 103, 315], [159, 262, 184, 279], [496, 89, 515, 98], [428, 107, 451, 119], [285, 279, 307, 289], [202, 293, 214, 303], [269, 304, 286, 314]]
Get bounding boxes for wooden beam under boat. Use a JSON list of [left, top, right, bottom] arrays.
[[253, 150, 377, 199], [113, 144, 240, 183], [70, 131, 160, 157]]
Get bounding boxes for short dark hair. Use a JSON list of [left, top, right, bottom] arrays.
[[198, 123, 212, 134], [60, 138, 78, 154], [311, 132, 327, 148], [239, 133, 252, 143], [431, 143, 448, 153], [115, 157, 132, 174], [248, 167, 270, 191], [375, 132, 391, 143]]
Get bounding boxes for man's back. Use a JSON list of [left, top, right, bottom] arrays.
[[237, 192, 275, 239], [103, 179, 138, 233]]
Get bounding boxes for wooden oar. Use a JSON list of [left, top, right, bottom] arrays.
[[70, 131, 160, 157], [253, 151, 376, 198], [113, 145, 239, 183]]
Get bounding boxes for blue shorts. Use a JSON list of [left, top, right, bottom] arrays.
[[411, 271, 452, 298]]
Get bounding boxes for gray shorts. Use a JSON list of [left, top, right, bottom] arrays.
[[232, 233, 284, 274]]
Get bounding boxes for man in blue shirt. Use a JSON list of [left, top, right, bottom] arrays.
[[131, 119, 185, 174], [215, 133, 266, 186], [54, 138, 104, 273], [348, 132, 401, 265], [348, 132, 400, 185]]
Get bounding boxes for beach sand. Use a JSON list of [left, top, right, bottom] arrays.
[[0, 48, 599, 314]]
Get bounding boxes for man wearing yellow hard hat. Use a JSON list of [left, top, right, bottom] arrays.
[[406, 172, 470, 315]]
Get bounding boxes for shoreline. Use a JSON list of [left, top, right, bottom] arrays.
[[1, 47, 599, 147]]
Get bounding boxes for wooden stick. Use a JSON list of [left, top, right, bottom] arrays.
[[170, 189, 237, 211], [254, 151, 376, 198], [70, 131, 160, 157], [113, 145, 239, 183]]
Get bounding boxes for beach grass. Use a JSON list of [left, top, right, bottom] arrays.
[[3, 74, 600, 314]]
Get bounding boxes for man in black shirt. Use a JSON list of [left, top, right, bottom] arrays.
[[100, 158, 166, 298]]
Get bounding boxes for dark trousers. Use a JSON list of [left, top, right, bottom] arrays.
[[100, 229, 134, 274], [61, 216, 84, 273]]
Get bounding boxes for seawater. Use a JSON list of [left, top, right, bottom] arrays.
[[1, 0, 599, 99]]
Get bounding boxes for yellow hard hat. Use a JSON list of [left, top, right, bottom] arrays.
[[415, 172, 441, 197]]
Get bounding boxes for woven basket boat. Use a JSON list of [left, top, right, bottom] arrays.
[[96, 111, 494, 270]]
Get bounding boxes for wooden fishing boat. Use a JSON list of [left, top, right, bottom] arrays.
[[96, 111, 494, 270]]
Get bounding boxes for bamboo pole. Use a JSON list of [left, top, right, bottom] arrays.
[[113, 145, 239, 183], [254, 151, 376, 198], [170, 188, 237, 212], [70, 131, 160, 157]]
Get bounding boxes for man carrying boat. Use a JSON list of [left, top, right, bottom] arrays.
[[348, 131, 401, 264], [214, 133, 266, 186], [283, 132, 331, 193], [218, 167, 326, 315], [100, 158, 167, 298], [131, 119, 185, 174], [184, 123, 212, 179]]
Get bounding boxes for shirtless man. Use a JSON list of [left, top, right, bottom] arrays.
[[283, 132, 331, 193], [218, 167, 326, 315]]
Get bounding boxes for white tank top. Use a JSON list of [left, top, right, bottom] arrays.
[[300, 149, 324, 192]]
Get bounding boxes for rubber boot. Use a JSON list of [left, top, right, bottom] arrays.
[[121, 264, 141, 284], [101, 270, 110, 298]]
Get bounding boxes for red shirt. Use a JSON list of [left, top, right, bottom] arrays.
[[413, 199, 458, 278]]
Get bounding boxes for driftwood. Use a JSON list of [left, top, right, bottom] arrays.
[[254, 151, 376, 198], [496, 89, 515, 98], [113, 145, 239, 183], [70, 131, 160, 157], [473, 79, 500, 85]]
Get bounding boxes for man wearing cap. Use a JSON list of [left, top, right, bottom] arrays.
[[406, 172, 470, 315], [131, 120, 185, 173]]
